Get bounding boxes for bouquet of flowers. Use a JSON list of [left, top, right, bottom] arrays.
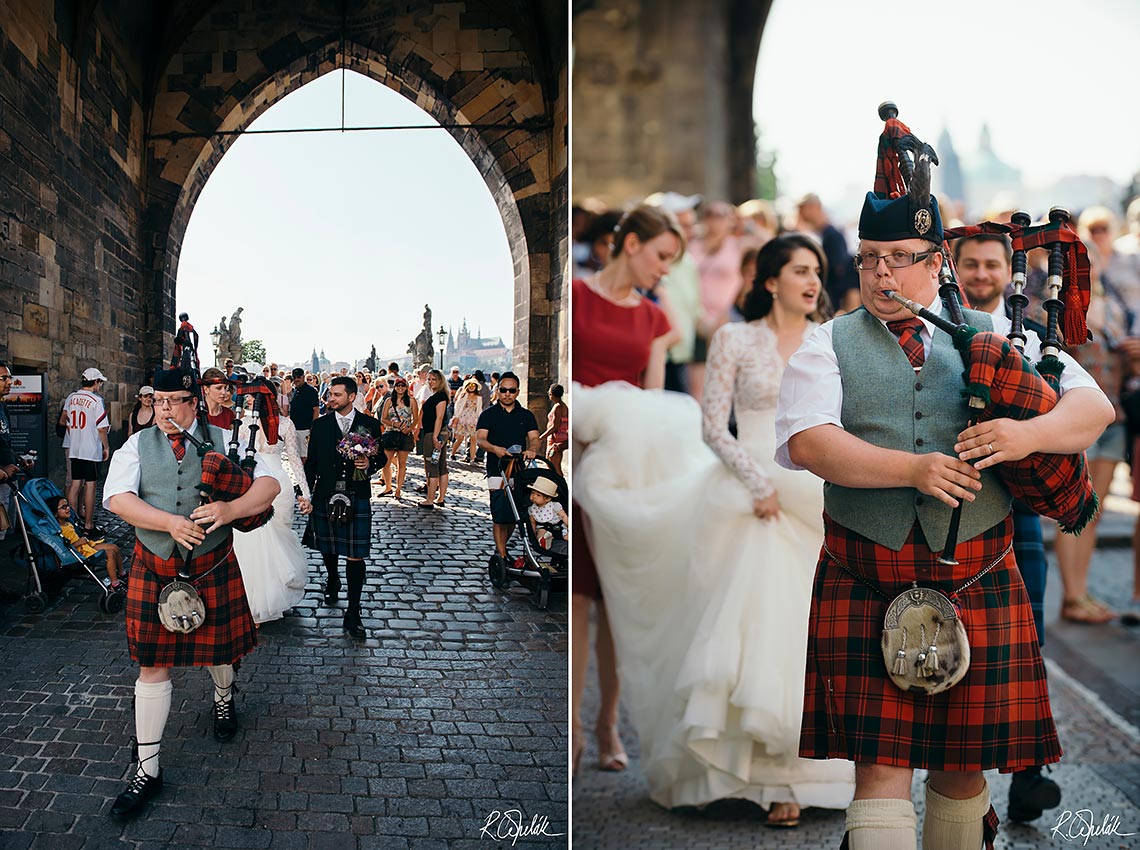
[[337, 431, 379, 480]]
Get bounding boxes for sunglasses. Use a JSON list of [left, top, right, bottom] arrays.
[[498, 386, 519, 394], [394, 382, 407, 388]]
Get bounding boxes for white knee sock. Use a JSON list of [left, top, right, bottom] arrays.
[[207, 664, 234, 703], [923, 782, 990, 850], [134, 679, 172, 778], [845, 798, 918, 850]]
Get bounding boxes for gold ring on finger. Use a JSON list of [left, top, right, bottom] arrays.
[[988, 443, 995, 454]]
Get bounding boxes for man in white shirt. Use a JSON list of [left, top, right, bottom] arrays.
[[775, 181, 1113, 850], [413, 363, 432, 404], [60, 367, 110, 538]]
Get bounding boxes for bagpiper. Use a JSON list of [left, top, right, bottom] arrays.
[[102, 367, 278, 819], [774, 103, 1113, 849]]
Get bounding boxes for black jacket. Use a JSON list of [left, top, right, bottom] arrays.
[[304, 410, 384, 500]]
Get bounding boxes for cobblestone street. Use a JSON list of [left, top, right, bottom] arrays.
[[574, 499, 1140, 849], [0, 460, 568, 849]]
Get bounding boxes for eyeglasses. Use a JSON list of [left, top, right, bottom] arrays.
[[499, 386, 519, 394], [854, 250, 936, 270], [154, 395, 196, 408], [0, 375, 11, 381], [394, 383, 407, 388]]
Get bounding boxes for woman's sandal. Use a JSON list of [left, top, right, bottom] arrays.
[[1061, 594, 1116, 624], [765, 802, 801, 829], [595, 725, 628, 772]]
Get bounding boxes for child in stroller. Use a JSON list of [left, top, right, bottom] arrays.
[[487, 452, 568, 610], [48, 495, 125, 592], [13, 476, 126, 614], [527, 476, 568, 554]]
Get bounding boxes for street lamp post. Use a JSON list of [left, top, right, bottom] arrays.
[[209, 329, 221, 368], [437, 325, 446, 370]]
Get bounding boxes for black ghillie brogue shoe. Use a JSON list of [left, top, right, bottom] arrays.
[[323, 577, 341, 605], [342, 608, 366, 639], [213, 686, 239, 742], [110, 742, 163, 820], [1008, 764, 1061, 822]]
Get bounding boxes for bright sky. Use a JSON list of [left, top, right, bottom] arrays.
[[176, 70, 514, 370], [754, 0, 1140, 219]]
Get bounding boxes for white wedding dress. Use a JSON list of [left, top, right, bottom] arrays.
[[574, 320, 854, 811], [232, 412, 311, 623]]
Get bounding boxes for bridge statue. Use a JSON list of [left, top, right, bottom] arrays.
[[406, 304, 434, 366]]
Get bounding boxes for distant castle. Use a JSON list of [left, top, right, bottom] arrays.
[[445, 318, 511, 372]]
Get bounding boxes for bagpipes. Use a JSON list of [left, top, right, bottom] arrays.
[[165, 415, 273, 534], [875, 103, 1098, 565]]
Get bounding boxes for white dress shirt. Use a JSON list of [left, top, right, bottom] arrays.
[[774, 298, 1102, 470], [103, 420, 272, 508]]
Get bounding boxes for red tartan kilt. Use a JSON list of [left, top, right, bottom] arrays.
[[800, 514, 1061, 772], [125, 538, 257, 667]]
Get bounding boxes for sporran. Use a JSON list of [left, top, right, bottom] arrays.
[[881, 585, 969, 695], [827, 543, 1009, 696], [157, 579, 206, 634]]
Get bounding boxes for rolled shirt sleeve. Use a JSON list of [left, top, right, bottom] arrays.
[[775, 322, 844, 470]]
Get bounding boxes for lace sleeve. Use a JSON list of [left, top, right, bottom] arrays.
[[701, 325, 775, 500], [278, 418, 311, 501]]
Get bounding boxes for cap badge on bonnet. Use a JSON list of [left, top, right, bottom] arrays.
[[182, 373, 193, 389], [914, 209, 932, 235]]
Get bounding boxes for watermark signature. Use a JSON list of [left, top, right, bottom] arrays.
[[479, 810, 565, 845], [1050, 809, 1138, 845]]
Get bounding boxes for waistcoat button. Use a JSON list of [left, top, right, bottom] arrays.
[[914, 411, 923, 420]]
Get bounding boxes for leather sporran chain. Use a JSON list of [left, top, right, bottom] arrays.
[[824, 544, 1010, 695]]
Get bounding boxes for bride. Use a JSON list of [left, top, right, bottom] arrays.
[[574, 234, 854, 821], [232, 378, 313, 624]]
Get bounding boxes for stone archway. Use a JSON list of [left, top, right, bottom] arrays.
[[159, 50, 531, 382], [142, 3, 565, 413], [0, 0, 566, 479]]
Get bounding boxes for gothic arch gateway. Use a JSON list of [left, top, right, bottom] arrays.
[[0, 1, 566, 472]]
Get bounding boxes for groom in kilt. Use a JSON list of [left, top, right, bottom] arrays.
[[102, 368, 280, 819], [775, 179, 1113, 846], [304, 375, 383, 638]]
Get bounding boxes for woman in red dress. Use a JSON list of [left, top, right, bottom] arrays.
[[572, 204, 682, 775]]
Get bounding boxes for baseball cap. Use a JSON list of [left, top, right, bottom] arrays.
[[138, 386, 154, 396], [82, 367, 108, 381]]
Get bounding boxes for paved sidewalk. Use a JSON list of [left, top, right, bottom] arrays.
[[574, 506, 1140, 849], [0, 460, 568, 849]]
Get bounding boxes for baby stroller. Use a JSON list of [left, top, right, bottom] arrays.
[[487, 448, 568, 610], [10, 474, 124, 615]]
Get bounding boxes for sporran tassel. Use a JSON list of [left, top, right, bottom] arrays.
[[893, 627, 908, 675], [916, 625, 928, 678], [922, 622, 942, 675]]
